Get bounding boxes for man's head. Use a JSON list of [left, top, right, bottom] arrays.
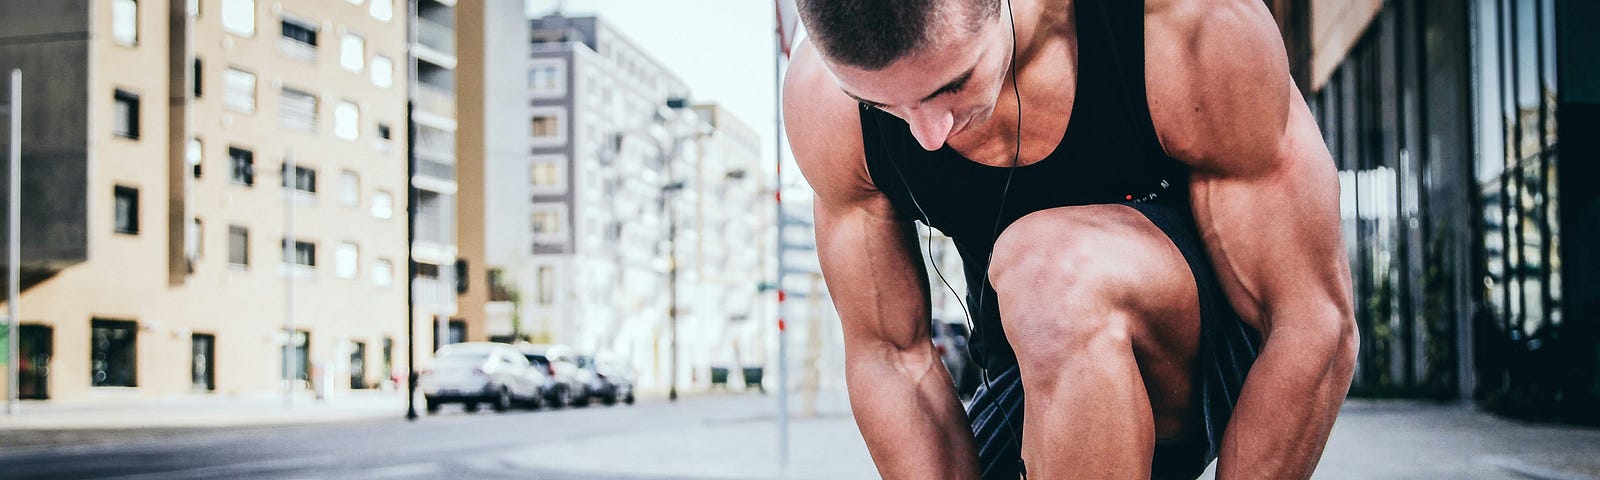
[[798, 0, 1013, 151]]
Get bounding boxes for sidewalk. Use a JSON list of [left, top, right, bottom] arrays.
[[0, 389, 405, 432]]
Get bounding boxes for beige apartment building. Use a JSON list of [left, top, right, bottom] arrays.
[[0, 0, 415, 401]]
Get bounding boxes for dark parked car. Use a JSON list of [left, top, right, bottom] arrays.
[[516, 343, 589, 407], [931, 320, 980, 399], [576, 355, 635, 405]]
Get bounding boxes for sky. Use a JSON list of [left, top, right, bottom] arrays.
[[524, 0, 805, 191]]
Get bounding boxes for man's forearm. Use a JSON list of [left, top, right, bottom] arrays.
[[1216, 316, 1358, 479], [846, 344, 980, 479]]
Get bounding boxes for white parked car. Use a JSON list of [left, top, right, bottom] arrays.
[[420, 342, 543, 413]]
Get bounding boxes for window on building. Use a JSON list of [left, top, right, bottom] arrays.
[[187, 217, 203, 260], [530, 115, 558, 138], [280, 87, 318, 131], [283, 239, 315, 268], [335, 242, 359, 279], [91, 319, 138, 387], [187, 138, 203, 178], [223, 67, 256, 113], [537, 265, 554, 305], [531, 205, 564, 239], [221, 0, 254, 36], [339, 171, 360, 207], [228, 225, 249, 266], [530, 161, 561, 190], [416, 262, 440, 279], [280, 16, 317, 47], [370, 56, 393, 88], [529, 65, 561, 92], [113, 90, 140, 139], [371, 191, 393, 219], [377, 123, 392, 142], [113, 186, 139, 234], [113, 0, 139, 46], [341, 33, 364, 72], [373, 258, 393, 286], [454, 259, 468, 294], [280, 163, 316, 193], [335, 101, 359, 140], [369, 0, 392, 22], [191, 58, 203, 98], [229, 146, 254, 185]]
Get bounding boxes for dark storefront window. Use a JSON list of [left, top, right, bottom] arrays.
[[91, 319, 138, 387], [282, 330, 309, 384], [350, 341, 368, 390], [192, 333, 215, 391]]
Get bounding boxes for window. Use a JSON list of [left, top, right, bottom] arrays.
[[113, 0, 138, 46], [91, 319, 138, 387], [283, 239, 315, 268], [530, 115, 558, 138], [339, 171, 360, 207], [531, 204, 565, 241], [335, 242, 359, 279], [369, 0, 392, 22], [370, 56, 393, 88], [416, 262, 440, 279], [223, 67, 256, 113], [335, 101, 359, 140], [280, 87, 318, 131], [281, 163, 316, 193], [229, 146, 255, 185], [187, 217, 203, 260], [454, 259, 468, 294], [221, 0, 254, 36], [341, 33, 364, 72], [377, 123, 392, 141], [191, 333, 215, 391], [280, 16, 317, 47], [537, 265, 554, 304], [228, 225, 249, 266], [373, 258, 393, 286], [114, 186, 139, 234], [529, 65, 559, 91], [113, 90, 140, 139], [371, 191, 393, 219], [187, 138, 203, 178], [191, 58, 202, 98]]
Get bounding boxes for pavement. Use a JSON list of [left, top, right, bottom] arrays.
[[2, 390, 1598, 479]]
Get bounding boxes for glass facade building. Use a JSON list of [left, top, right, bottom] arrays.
[[1302, 0, 1598, 423]]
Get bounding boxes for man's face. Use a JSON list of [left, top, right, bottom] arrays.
[[824, 5, 1011, 151]]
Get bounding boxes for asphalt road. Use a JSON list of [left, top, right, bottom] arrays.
[[0, 397, 768, 480]]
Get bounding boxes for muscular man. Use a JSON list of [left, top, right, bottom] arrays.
[[782, 0, 1358, 478]]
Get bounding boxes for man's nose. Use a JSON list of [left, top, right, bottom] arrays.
[[906, 106, 954, 151]]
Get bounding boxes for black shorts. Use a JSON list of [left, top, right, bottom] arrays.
[[965, 201, 1263, 479]]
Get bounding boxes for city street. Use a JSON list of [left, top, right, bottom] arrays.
[[0, 394, 873, 480]]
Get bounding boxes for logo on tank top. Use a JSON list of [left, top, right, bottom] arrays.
[[1125, 179, 1173, 203]]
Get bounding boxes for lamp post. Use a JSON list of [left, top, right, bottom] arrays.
[[4, 69, 20, 417]]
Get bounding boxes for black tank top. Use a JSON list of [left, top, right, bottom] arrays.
[[859, 0, 1190, 370]]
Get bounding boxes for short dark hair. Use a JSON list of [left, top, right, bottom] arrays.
[[798, 0, 1000, 71]]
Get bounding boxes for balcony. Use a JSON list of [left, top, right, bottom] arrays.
[[278, 38, 317, 63], [415, 126, 455, 160], [416, 17, 455, 57], [415, 83, 455, 120], [417, 158, 455, 182]]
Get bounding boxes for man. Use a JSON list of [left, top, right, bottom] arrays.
[[782, 0, 1358, 478]]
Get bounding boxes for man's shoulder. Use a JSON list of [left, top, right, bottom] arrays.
[[783, 40, 878, 205]]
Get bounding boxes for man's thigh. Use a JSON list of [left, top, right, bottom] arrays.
[[987, 203, 1203, 439]]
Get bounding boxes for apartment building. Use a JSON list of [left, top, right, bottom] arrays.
[[0, 0, 412, 401]]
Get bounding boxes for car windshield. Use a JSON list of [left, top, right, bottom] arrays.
[[433, 353, 489, 371], [524, 354, 549, 367]]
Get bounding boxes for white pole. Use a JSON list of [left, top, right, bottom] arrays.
[[284, 151, 296, 408], [771, 13, 789, 467], [7, 69, 21, 416]]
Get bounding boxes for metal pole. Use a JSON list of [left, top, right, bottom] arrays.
[[666, 137, 679, 402], [6, 69, 21, 417], [771, 14, 789, 467], [284, 150, 296, 408]]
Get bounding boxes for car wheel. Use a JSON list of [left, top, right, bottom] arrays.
[[624, 391, 635, 405], [464, 402, 480, 413], [549, 386, 566, 408], [493, 388, 512, 413], [425, 397, 441, 414]]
